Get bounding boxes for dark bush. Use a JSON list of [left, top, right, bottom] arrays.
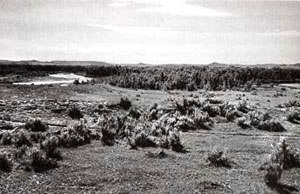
[[25, 119, 47, 132], [0, 131, 13, 145], [119, 97, 132, 110], [30, 147, 58, 172], [14, 130, 32, 148], [0, 151, 13, 172], [207, 150, 233, 168], [129, 107, 141, 119], [40, 136, 62, 160], [68, 106, 83, 120]]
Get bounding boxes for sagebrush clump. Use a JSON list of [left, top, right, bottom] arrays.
[[207, 149, 233, 168], [68, 106, 83, 120], [25, 119, 48, 132], [261, 137, 300, 186], [0, 150, 13, 172]]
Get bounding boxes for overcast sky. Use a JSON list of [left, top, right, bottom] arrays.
[[0, 0, 300, 64]]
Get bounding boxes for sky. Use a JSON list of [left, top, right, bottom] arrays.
[[0, 0, 300, 64]]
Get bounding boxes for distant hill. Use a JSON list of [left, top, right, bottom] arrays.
[[0, 60, 300, 69]]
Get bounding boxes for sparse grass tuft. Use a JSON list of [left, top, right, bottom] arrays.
[[207, 149, 233, 168]]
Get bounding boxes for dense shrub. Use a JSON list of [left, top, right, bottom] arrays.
[[68, 106, 83, 120], [261, 138, 300, 186], [129, 107, 141, 119], [0, 150, 13, 172], [257, 120, 286, 132], [25, 119, 47, 132], [40, 136, 62, 160], [14, 130, 32, 147], [119, 97, 132, 110], [0, 131, 13, 145], [30, 147, 58, 172], [286, 108, 300, 123], [168, 130, 184, 152], [59, 123, 92, 148]]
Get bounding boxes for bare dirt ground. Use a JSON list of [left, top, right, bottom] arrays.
[[1, 82, 300, 194]]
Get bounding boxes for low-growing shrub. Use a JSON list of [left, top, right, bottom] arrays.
[[30, 132, 46, 143], [237, 100, 251, 113], [0, 150, 13, 172], [68, 106, 83, 120], [59, 123, 92, 148], [101, 127, 116, 146], [30, 147, 58, 172], [0, 131, 13, 145], [119, 97, 132, 110], [129, 107, 141, 119], [248, 110, 270, 127], [257, 120, 286, 132], [25, 119, 47, 132], [168, 130, 184, 152], [261, 138, 300, 186], [236, 116, 249, 129], [286, 108, 300, 123], [207, 149, 233, 168], [14, 130, 32, 148], [40, 136, 62, 160]]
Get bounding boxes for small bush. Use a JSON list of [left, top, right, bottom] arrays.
[[0, 150, 13, 172], [248, 110, 270, 127], [30, 147, 58, 172], [202, 103, 220, 117], [0, 131, 13, 145], [129, 107, 141, 119], [14, 130, 32, 148], [236, 116, 249, 129], [264, 163, 282, 186], [168, 130, 184, 152], [207, 149, 233, 168], [30, 132, 46, 143], [68, 106, 83, 120], [237, 100, 251, 113], [119, 97, 132, 110], [262, 138, 300, 186], [257, 120, 286, 132], [40, 136, 62, 160], [59, 123, 92, 148], [101, 127, 116, 146], [25, 119, 47, 132], [128, 132, 157, 149], [286, 108, 300, 123]]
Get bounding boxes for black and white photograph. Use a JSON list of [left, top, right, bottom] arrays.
[[0, 0, 300, 193]]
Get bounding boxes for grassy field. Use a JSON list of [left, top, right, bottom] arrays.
[[1, 79, 300, 193]]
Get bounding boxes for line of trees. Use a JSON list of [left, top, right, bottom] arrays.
[[1, 61, 300, 91]]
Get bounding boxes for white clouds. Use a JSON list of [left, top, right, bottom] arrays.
[[88, 24, 179, 36], [262, 30, 300, 37], [110, 0, 233, 17]]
